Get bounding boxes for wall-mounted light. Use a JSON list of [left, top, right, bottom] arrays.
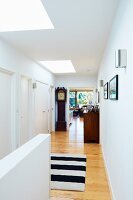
[[115, 49, 127, 68], [99, 80, 104, 87], [33, 82, 37, 89], [95, 88, 98, 93]]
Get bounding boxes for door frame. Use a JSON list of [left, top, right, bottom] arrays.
[[0, 66, 17, 151], [49, 85, 55, 132]]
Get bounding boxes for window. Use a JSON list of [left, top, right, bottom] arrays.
[[69, 91, 76, 107], [77, 91, 93, 107], [69, 90, 94, 108]]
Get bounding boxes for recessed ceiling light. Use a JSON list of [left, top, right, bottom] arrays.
[[39, 60, 76, 74], [0, 0, 54, 32]]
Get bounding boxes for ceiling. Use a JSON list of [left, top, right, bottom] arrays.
[[0, 0, 119, 75]]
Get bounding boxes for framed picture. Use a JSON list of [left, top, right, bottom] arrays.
[[104, 82, 108, 99], [109, 75, 118, 100]]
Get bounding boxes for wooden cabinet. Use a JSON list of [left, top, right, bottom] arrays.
[[84, 111, 99, 143]]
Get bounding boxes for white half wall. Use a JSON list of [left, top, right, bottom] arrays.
[[0, 134, 50, 200], [98, 0, 133, 199]]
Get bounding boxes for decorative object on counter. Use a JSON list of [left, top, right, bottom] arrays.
[[104, 82, 108, 99], [115, 49, 127, 68], [93, 105, 99, 112], [55, 87, 67, 131], [79, 105, 93, 117], [109, 75, 118, 100], [51, 153, 87, 191]]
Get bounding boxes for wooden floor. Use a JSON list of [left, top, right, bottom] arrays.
[[50, 117, 111, 200]]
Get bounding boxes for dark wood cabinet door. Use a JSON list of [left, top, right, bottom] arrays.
[[84, 112, 99, 143]]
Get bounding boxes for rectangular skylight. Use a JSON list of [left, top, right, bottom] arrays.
[[0, 0, 54, 32], [39, 60, 76, 74]]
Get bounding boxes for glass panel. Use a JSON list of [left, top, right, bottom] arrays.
[[69, 92, 76, 107], [77, 91, 93, 107]]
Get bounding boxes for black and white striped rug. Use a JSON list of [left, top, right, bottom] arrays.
[[51, 153, 87, 191]]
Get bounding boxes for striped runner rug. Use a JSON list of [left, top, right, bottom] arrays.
[[51, 153, 87, 191]]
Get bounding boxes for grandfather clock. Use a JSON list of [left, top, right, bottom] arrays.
[[55, 87, 67, 131]]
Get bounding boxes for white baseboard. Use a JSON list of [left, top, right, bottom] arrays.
[[102, 147, 116, 200]]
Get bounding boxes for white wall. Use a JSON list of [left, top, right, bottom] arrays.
[[55, 74, 97, 129], [0, 37, 55, 153], [0, 38, 54, 84], [0, 134, 50, 200], [55, 74, 97, 89], [0, 71, 12, 158], [98, 0, 133, 199]]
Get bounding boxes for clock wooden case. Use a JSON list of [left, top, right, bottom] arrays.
[[55, 87, 67, 131]]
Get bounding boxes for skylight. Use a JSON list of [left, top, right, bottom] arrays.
[[0, 0, 54, 32], [39, 60, 76, 74]]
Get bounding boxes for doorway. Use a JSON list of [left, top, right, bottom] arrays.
[[69, 88, 94, 124], [0, 68, 15, 159]]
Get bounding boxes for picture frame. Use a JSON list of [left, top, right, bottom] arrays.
[[109, 75, 118, 100], [104, 82, 108, 99]]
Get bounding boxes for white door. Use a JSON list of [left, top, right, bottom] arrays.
[[34, 81, 49, 135], [0, 71, 12, 159], [20, 76, 30, 145]]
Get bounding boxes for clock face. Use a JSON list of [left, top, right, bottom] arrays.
[[58, 92, 65, 100]]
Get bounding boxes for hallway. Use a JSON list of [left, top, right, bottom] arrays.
[[51, 117, 111, 200]]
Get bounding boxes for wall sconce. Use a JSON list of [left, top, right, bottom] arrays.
[[33, 82, 37, 89], [99, 80, 104, 87], [115, 49, 127, 68], [95, 88, 98, 93]]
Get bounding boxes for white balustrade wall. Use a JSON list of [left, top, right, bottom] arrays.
[[0, 134, 50, 200]]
